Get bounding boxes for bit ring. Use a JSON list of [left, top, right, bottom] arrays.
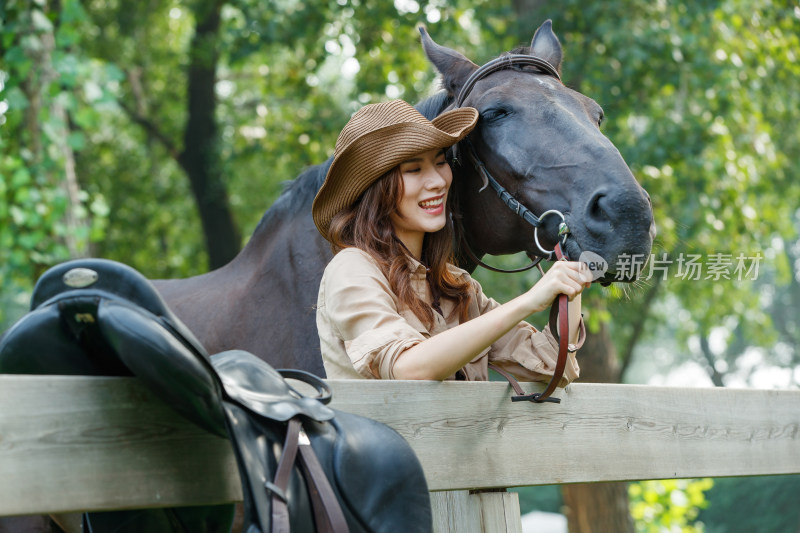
[[534, 210, 568, 255]]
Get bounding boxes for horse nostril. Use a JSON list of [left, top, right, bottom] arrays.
[[588, 190, 611, 222]]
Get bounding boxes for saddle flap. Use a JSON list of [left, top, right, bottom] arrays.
[[328, 412, 432, 532], [0, 304, 122, 376], [212, 350, 335, 423], [221, 402, 316, 533], [98, 300, 228, 437]]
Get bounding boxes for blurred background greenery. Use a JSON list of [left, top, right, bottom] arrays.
[[2, 0, 799, 531]]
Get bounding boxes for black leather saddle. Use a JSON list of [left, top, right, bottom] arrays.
[[0, 258, 432, 533]]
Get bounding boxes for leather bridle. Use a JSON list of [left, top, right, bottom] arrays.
[[450, 54, 586, 403]]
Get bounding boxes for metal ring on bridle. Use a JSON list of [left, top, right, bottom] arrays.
[[533, 210, 568, 255]]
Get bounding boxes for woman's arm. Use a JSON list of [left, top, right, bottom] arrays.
[[392, 260, 592, 380]]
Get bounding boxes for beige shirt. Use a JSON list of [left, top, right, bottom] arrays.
[[316, 247, 579, 383]]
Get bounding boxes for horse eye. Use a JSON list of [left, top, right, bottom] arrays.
[[597, 111, 605, 127], [483, 108, 510, 122]]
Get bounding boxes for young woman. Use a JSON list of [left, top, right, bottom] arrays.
[[312, 100, 591, 383]]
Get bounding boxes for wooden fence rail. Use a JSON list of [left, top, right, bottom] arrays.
[[1, 375, 799, 531]]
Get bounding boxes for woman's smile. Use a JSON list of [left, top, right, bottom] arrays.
[[419, 194, 446, 215], [390, 148, 453, 258]]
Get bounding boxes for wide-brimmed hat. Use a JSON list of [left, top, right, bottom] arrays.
[[312, 99, 479, 240]]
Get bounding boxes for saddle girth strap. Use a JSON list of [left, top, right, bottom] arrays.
[[297, 440, 350, 533], [269, 418, 349, 533], [270, 418, 302, 533]]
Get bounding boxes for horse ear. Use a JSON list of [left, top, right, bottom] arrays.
[[530, 19, 563, 74], [419, 26, 478, 97]]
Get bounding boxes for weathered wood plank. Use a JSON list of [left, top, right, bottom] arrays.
[[1, 375, 799, 517], [328, 379, 800, 488], [0, 375, 240, 516]]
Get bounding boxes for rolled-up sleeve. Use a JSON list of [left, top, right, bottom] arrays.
[[320, 249, 425, 379], [470, 278, 580, 385]]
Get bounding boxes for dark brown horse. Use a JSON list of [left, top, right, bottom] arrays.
[[153, 20, 654, 378], [0, 20, 655, 533]]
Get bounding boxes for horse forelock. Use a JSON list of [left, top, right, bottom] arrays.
[[509, 46, 532, 55]]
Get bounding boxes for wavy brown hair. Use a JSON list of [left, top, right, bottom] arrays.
[[327, 166, 473, 328]]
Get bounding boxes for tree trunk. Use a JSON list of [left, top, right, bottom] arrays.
[[561, 322, 635, 533], [562, 481, 633, 533], [178, 0, 241, 269], [699, 334, 725, 387]]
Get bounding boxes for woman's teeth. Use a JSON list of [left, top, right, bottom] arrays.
[[420, 198, 443, 209]]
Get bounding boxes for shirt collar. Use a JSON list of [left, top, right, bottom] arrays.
[[405, 254, 469, 280]]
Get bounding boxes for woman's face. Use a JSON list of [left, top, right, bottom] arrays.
[[390, 148, 452, 255]]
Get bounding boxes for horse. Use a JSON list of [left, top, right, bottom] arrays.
[[152, 19, 655, 379], [0, 20, 655, 533]]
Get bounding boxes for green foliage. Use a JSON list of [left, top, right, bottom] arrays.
[[472, 0, 800, 388], [511, 484, 563, 514], [3, 1, 799, 378], [1, 0, 111, 325], [629, 478, 713, 532], [698, 475, 800, 533], [3, 0, 800, 528]]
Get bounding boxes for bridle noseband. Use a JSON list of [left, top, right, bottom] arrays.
[[450, 54, 586, 403]]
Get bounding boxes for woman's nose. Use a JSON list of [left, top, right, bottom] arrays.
[[424, 167, 448, 189]]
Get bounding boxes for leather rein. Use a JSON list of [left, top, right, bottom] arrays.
[[450, 54, 586, 403]]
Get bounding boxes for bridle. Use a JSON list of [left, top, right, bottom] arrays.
[[452, 53, 568, 271], [450, 53, 586, 403]]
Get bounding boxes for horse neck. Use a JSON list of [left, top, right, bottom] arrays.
[[232, 161, 331, 270], [449, 162, 485, 273]]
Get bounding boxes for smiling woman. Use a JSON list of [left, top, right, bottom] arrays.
[[390, 148, 452, 257], [312, 99, 592, 383]]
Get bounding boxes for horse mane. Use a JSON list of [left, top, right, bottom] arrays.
[[414, 90, 452, 120], [249, 91, 454, 236]]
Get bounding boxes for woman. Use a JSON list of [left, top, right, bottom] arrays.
[[312, 99, 591, 382]]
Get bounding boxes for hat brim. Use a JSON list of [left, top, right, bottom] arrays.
[[313, 106, 479, 240]]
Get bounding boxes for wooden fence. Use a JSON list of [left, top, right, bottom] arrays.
[[1, 375, 799, 532]]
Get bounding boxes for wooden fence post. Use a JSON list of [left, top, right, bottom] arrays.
[[431, 490, 522, 533]]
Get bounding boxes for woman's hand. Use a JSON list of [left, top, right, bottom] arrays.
[[524, 261, 592, 314]]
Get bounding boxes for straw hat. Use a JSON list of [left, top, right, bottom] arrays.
[[312, 99, 479, 240]]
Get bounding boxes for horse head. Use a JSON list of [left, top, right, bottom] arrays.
[[421, 20, 655, 283]]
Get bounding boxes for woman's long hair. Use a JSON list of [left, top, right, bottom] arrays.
[[327, 167, 473, 328]]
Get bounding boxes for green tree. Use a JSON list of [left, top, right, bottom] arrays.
[[629, 479, 713, 533], [697, 475, 800, 533], [1, 0, 111, 324], [3, 2, 799, 532], [472, 1, 799, 530]]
